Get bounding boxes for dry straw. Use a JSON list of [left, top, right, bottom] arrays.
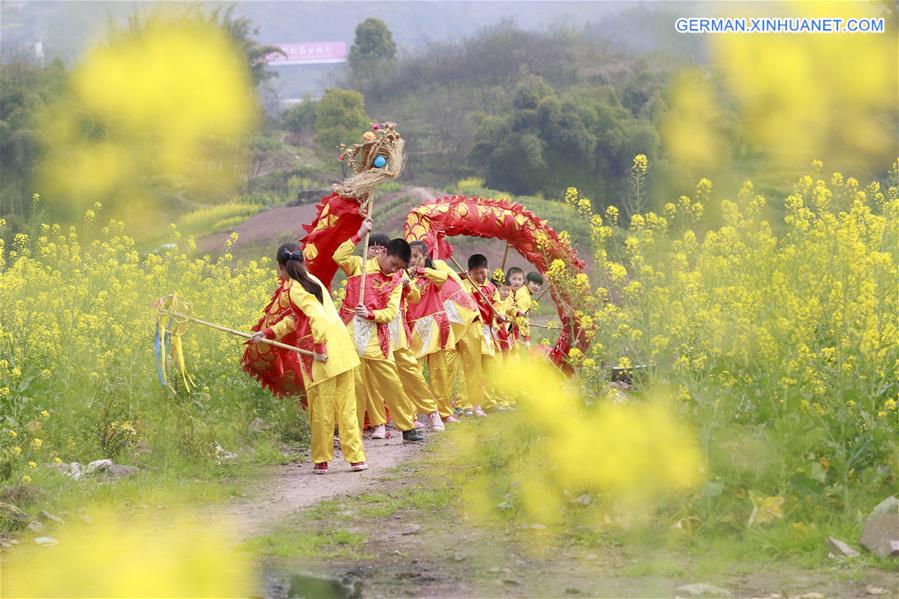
[[332, 122, 406, 201]]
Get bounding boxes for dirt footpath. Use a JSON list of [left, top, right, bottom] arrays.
[[219, 437, 424, 540]]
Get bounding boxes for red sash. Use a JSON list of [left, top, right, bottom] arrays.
[[406, 276, 451, 349], [439, 275, 479, 314], [472, 281, 498, 325]]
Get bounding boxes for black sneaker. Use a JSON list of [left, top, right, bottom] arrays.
[[402, 429, 425, 443]]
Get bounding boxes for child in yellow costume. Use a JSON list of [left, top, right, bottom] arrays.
[[250, 243, 367, 475], [493, 274, 516, 355], [506, 267, 532, 350], [392, 268, 445, 432], [333, 219, 425, 443], [461, 253, 508, 413], [431, 254, 485, 417], [408, 241, 458, 424], [357, 233, 389, 435], [491, 275, 518, 409]]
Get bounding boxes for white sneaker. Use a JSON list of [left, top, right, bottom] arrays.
[[429, 411, 445, 432], [371, 424, 386, 439], [474, 407, 487, 417]]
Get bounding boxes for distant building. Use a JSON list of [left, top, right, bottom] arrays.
[[266, 42, 347, 66]]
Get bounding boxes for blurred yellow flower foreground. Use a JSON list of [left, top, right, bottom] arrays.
[[449, 358, 705, 532], [1, 509, 252, 597]]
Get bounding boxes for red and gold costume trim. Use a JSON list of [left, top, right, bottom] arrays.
[[404, 195, 591, 368]]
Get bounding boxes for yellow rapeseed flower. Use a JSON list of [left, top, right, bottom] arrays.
[[633, 154, 648, 175]]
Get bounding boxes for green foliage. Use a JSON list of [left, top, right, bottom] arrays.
[[208, 5, 286, 87], [246, 134, 284, 191], [0, 211, 307, 488], [0, 58, 67, 228], [178, 203, 262, 236], [353, 22, 667, 202], [469, 74, 660, 200], [247, 524, 368, 560], [348, 17, 397, 75], [314, 88, 369, 155], [282, 98, 318, 135], [2, 6, 282, 231], [286, 176, 319, 197], [455, 177, 486, 193], [571, 165, 899, 534]]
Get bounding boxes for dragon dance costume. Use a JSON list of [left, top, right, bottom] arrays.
[[261, 275, 365, 466]]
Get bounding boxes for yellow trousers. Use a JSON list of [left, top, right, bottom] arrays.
[[481, 352, 500, 409], [497, 351, 516, 406], [359, 358, 416, 431], [394, 348, 438, 415], [353, 366, 367, 432], [454, 323, 484, 410], [307, 370, 366, 465], [426, 350, 453, 418], [446, 349, 459, 403]]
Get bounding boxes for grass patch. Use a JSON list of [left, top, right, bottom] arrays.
[[0, 454, 273, 533], [620, 555, 686, 578], [305, 484, 453, 523], [403, 418, 895, 581], [246, 525, 369, 560], [178, 202, 262, 236]]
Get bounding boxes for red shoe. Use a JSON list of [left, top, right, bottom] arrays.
[[313, 462, 328, 474], [350, 462, 369, 472]]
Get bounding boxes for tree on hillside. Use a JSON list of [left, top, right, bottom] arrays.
[[209, 6, 285, 88], [469, 74, 659, 201], [345, 22, 669, 199], [0, 55, 67, 228], [282, 97, 318, 137], [314, 89, 369, 173], [348, 18, 397, 75]]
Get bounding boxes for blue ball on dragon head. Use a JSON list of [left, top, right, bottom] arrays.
[[372, 155, 387, 169]]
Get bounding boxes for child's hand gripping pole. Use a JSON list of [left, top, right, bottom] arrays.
[[448, 255, 507, 322]]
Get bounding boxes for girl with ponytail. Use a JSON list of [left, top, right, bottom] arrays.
[[250, 243, 368, 474], [277, 243, 324, 303]]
